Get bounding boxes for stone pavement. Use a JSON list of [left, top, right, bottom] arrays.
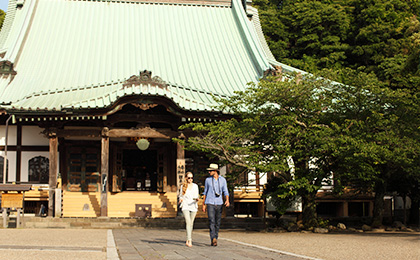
[[112, 228, 312, 260]]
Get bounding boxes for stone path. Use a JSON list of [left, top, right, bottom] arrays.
[[112, 229, 309, 260]]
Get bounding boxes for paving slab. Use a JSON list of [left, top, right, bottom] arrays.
[[205, 229, 420, 260], [112, 229, 305, 260]]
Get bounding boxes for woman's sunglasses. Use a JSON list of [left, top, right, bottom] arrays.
[[187, 177, 193, 179]]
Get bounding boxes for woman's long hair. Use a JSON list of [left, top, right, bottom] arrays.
[[182, 172, 193, 195]]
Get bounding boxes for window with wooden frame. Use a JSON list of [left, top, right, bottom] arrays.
[[28, 156, 49, 183], [0, 156, 8, 182]]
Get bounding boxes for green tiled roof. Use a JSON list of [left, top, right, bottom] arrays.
[[0, 0, 299, 114]]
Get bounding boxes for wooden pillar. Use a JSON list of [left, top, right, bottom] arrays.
[[343, 201, 349, 217], [101, 128, 110, 217], [2, 208, 7, 228], [48, 132, 58, 217], [16, 125, 22, 183], [255, 172, 260, 191], [369, 201, 374, 217]]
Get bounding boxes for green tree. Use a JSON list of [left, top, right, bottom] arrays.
[[346, 0, 416, 90], [178, 73, 341, 228], [178, 68, 420, 227], [0, 9, 5, 30], [254, 0, 351, 72], [254, 0, 419, 92], [324, 68, 420, 226]]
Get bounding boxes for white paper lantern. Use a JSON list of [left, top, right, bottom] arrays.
[[136, 139, 150, 150]]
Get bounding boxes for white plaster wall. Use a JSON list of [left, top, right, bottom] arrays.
[[20, 151, 54, 183], [248, 171, 257, 185], [395, 196, 411, 210], [0, 151, 16, 182], [259, 172, 267, 185], [22, 126, 49, 145], [0, 126, 17, 146]]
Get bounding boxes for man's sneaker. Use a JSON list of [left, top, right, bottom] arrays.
[[212, 238, 217, 246]]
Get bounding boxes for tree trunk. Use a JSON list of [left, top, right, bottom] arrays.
[[402, 196, 407, 225], [409, 181, 419, 227], [372, 182, 386, 227], [302, 192, 318, 228], [409, 197, 419, 227]]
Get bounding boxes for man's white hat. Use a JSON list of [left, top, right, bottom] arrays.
[[206, 163, 219, 171]]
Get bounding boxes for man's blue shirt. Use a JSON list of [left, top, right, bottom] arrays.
[[203, 175, 229, 205]]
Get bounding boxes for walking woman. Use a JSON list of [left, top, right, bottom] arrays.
[[179, 172, 200, 247]]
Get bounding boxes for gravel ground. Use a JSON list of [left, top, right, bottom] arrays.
[[196, 229, 420, 260], [0, 229, 107, 260]]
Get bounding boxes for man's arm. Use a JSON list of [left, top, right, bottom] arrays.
[[202, 195, 207, 212], [224, 195, 230, 207], [202, 178, 208, 212], [222, 177, 230, 207]]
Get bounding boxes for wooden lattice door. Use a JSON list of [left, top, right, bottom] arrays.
[[157, 147, 167, 193], [67, 146, 100, 192]]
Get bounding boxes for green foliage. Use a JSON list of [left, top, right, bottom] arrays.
[[0, 9, 5, 30], [253, 0, 419, 91], [347, 0, 415, 87], [178, 73, 345, 227], [177, 69, 420, 227], [324, 67, 420, 224]]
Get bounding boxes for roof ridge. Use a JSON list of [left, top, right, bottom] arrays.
[[59, 81, 224, 111], [70, 0, 232, 7], [14, 78, 228, 108], [0, 0, 18, 52]]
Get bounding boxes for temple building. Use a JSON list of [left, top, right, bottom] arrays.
[[0, 0, 376, 220], [0, 0, 305, 218]]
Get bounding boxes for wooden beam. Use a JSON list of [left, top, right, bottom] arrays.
[[48, 134, 58, 217], [53, 127, 176, 139], [108, 127, 175, 138], [55, 129, 101, 138], [100, 130, 109, 217]]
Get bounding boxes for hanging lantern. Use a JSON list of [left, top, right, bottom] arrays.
[[136, 138, 150, 150]]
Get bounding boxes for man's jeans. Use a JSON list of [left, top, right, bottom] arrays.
[[207, 204, 223, 240]]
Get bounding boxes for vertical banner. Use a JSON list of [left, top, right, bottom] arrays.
[[176, 159, 185, 194]]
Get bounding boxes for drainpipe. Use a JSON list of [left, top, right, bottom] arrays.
[[3, 115, 13, 184]]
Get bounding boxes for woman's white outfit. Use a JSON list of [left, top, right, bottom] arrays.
[[179, 183, 199, 241]]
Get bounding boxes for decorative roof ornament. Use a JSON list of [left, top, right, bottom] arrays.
[[0, 61, 17, 76], [123, 70, 168, 89], [263, 65, 282, 80]]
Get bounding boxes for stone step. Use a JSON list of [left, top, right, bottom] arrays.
[[16, 216, 266, 230]]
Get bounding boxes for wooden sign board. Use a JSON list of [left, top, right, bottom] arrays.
[[176, 159, 185, 192], [1, 193, 24, 209]]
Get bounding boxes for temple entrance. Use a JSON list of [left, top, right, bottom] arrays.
[[121, 149, 158, 191]]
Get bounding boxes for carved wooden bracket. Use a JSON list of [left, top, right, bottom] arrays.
[[42, 128, 58, 138], [123, 70, 168, 89], [101, 127, 110, 137], [131, 103, 158, 111]]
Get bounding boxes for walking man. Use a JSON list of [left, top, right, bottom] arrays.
[[202, 163, 229, 246]]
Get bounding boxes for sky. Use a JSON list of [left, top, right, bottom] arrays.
[[0, 0, 8, 12]]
